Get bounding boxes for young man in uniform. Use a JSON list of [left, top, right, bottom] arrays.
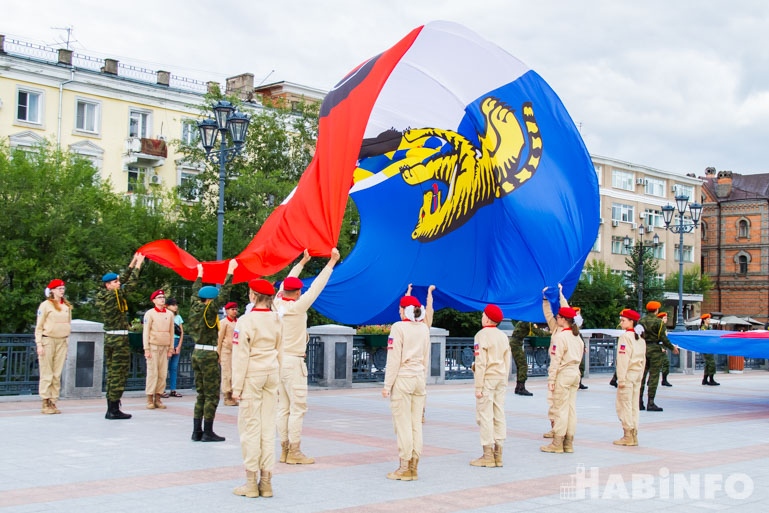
[[700, 313, 720, 385], [97, 252, 145, 420], [639, 301, 679, 411], [189, 259, 237, 442], [276, 248, 340, 464], [509, 320, 541, 396], [143, 290, 175, 410], [470, 304, 511, 468], [218, 302, 239, 406]]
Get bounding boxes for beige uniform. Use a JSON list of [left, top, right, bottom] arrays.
[[543, 294, 570, 422], [218, 316, 237, 394], [143, 307, 174, 395], [615, 330, 646, 431], [276, 262, 333, 444], [473, 326, 511, 447], [232, 309, 282, 472], [548, 326, 584, 438], [35, 300, 71, 401], [384, 320, 430, 460]]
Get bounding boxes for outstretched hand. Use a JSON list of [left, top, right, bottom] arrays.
[[428, 285, 436, 293], [197, 264, 204, 278], [329, 248, 341, 264], [406, 283, 413, 296], [227, 259, 238, 274], [300, 249, 311, 265]]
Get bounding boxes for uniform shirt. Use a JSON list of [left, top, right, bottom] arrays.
[[188, 274, 234, 347], [277, 262, 333, 357], [142, 307, 174, 349], [96, 266, 141, 331], [217, 316, 237, 355], [384, 320, 431, 391], [231, 309, 282, 397], [640, 314, 675, 354], [473, 326, 511, 391], [35, 300, 72, 345], [615, 330, 647, 386], [547, 328, 584, 384]]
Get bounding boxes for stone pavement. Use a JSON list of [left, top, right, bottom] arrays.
[[2, 371, 769, 512]]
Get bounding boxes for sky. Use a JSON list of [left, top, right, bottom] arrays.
[[2, 0, 768, 175]]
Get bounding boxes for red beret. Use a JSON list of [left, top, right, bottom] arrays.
[[399, 296, 420, 308], [620, 309, 641, 322], [47, 279, 65, 289], [249, 279, 275, 295], [150, 290, 164, 300], [558, 307, 576, 319], [700, 313, 711, 320], [646, 301, 661, 311], [224, 302, 238, 310], [484, 304, 503, 324], [283, 277, 303, 291]]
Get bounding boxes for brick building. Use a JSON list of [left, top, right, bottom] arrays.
[[700, 167, 769, 321]]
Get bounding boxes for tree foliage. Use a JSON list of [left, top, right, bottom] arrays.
[[624, 241, 664, 309], [569, 260, 630, 329], [663, 265, 713, 298]]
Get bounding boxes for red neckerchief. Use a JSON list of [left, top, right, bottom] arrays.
[[625, 329, 635, 332], [282, 297, 296, 302], [154, 307, 166, 313], [483, 325, 496, 329], [60, 299, 65, 304], [252, 308, 270, 312], [226, 316, 236, 322]]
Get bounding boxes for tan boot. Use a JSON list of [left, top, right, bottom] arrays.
[[41, 399, 54, 414], [258, 470, 273, 498], [631, 429, 639, 446], [493, 443, 503, 467], [540, 435, 564, 453], [613, 428, 633, 446], [563, 435, 574, 453], [49, 399, 61, 414], [224, 391, 238, 406], [286, 442, 315, 464], [232, 470, 259, 498], [386, 458, 413, 480], [146, 395, 156, 409], [279, 440, 289, 463], [543, 419, 555, 438], [470, 445, 496, 467], [409, 455, 419, 480], [154, 394, 167, 409]]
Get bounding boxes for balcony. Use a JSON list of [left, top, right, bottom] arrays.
[[123, 137, 167, 168]]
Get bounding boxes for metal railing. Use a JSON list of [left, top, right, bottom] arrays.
[[306, 336, 323, 385], [524, 339, 551, 377], [445, 337, 475, 380], [694, 353, 728, 371], [3, 38, 58, 62], [588, 336, 617, 373], [352, 335, 385, 382], [0, 334, 38, 395], [101, 343, 195, 392]]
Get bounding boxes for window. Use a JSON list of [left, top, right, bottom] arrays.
[[612, 169, 634, 191], [594, 164, 603, 185], [611, 236, 630, 255], [672, 184, 695, 200], [674, 244, 693, 263], [591, 233, 601, 252], [652, 243, 665, 259], [738, 219, 749, 238], [612, 202, 634, 223], [127, 167, 145, 193], [611, 269, 632, 286], [17, 89, 42, 123], [739, 255, 748, 274], [129, 110, 151, 138], [701, 220, 708, 240], [181, 120, 199, 146], [76, 99, 99, 133], [645, 177, 665, 197], [642, 208, 665, 228], [179, 170, 200, 201]]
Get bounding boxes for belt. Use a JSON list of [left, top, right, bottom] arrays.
[[106, 330, 129, 335], [195, 344, 217, 351]]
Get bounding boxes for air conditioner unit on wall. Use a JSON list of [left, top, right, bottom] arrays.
[[599, 217, 604, 224], [150, 174, 162, 185], [636, 178, 645, 185], [631, 223, 637, 230], [612, 220, 619, 227]]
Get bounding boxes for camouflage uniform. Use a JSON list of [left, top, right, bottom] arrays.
[[97, 266, 141, 402], [510, 321, 544, 387], [639, 314, 675, 410], [189, 274, 233, 421], [701, 324, 718, 384]]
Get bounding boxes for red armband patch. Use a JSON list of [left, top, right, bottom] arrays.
[[550, 344, 556, 355], [232, 331, 239, 344], [387, 337, 393, 350]]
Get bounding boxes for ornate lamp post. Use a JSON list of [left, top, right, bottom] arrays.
[[661, 195, 702, 331], [623, 225, 660, 313], [198, 101, 250, 262]]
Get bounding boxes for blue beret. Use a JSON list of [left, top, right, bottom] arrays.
[[198, 286, 219, 299], [102, 272, 119, 282]]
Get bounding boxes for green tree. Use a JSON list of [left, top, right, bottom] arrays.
[[569, 260, 630, 328], [664, 265, 713, 297], [624, 241, 664, 310]]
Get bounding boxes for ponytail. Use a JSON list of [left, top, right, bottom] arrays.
[[413, 306, 422, 319], [48, 294, 72, 312]]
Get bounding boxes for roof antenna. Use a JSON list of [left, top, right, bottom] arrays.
[[257, 70, 275, 86]]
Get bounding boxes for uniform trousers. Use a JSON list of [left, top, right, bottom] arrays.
[[145, 344, 169, 395], [615, 370, 642, 431], [238, 371, 279, 472], [551, 366, 580, 437], [220, 346, 233, 394], [192, 350, 220, 420], [104, 334, 130, 401], [277, 355, 309, 443], [476, 378, 507, 446], [38, 337, 68, 400], [511, 341, 527, 382], [390, 375, 426, 460]]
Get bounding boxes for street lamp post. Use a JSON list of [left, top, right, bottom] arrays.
[[661, 195, 703, 331], [198, 101, 250, 263], [624, 225, 661, 313]]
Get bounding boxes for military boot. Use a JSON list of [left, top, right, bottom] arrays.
[[154, 394, 167, 409], [232, 470, 259, 498], [286, 442, 314, 464], [146, 395, 156, 410], [201, 419, 225, 442], [105, 399, 131, 420], [191, 417, 203, 441], [518, 382, 533, 396], [661, 373, 672, 387], [646, 396, 663, 412], [632, 429, 639, 446], [41, 399, 54, 414], [258, 470, 273, 498], [578, 379, 588, 390], [409, 455, 420, 479], [49, 400, 61, 414], [493, 442, 503, 467], [639, 396, 646, 411], [279, 441, 289, 463], [609, 374, 618, 388], [543, 419, 555, 438], [386, 458, 413, 480], [540, 435, 564, 453], [702, 371, 709, 385], [613, 429, 634, 446], [469, 445, 496, 467], [223, 392, 238, 406], [563, 435, 574, 453], [709, 375, 720, 386]]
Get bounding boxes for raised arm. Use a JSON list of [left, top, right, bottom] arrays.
[[121, 252, 145, 293], [543, 287, 557, 332], [424, 285, 435, 329], [213, 260, 237, 311], [295, 248, 340, 311], [280, 250, 311, 292]]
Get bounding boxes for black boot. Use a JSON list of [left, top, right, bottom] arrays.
[[661, 373, 672, 387], [578, 379, 588, 390], [646, 396, 663, 412], [201, 418, 225, 442], [514, 382, 521, 395], [609, 374, 617, 388], [708, 375, 720, 386], [518, 382, 533, 396], [191, 417, 203, 441], [702, 372, 708, 385], [639, 396, 645, 411], [105, 399, 132, 420]]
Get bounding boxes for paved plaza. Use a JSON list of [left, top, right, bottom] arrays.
[[2, 371, 769, 512]]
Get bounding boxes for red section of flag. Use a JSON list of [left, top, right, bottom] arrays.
[[138, 27, 423, 284]]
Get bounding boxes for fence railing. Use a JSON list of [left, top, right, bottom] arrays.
[[306, 336, 323, 385], [445, 337, 475, 379], [0, 334, 38, 395], [588, 336, 617, 374], [352, 335, 385, 383], [101, 342, 195, 392]]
